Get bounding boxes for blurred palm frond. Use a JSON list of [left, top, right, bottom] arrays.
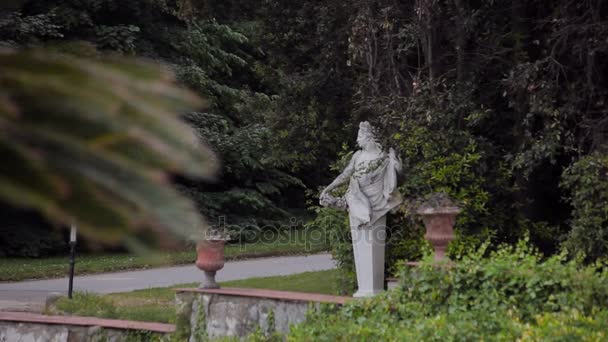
[[0, 49, 218, 248]]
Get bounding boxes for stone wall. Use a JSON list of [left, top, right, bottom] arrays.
[[0, 323, 131, 342], [175, 287, 350, 340], [0, 312, 174, 342], [1, 288, 351, 341]]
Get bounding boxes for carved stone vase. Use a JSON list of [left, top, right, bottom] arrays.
[[418, 206, 460, 261], [196, 239, 225, 289]]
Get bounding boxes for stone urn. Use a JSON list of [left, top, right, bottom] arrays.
[[417, 193, 461, 261], [196, 239, 225, 289]]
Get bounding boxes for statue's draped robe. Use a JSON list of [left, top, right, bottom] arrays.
[[345, 152, 402, 229]]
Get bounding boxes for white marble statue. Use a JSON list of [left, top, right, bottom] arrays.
[[320, 121, 402, 297]]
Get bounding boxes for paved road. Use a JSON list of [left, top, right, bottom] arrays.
[[0, 253, 335, 311]]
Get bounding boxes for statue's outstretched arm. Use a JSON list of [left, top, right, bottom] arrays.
[[322, 152, 358, 194]]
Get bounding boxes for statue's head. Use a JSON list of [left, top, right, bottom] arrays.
[[356, 121, 380, 150]]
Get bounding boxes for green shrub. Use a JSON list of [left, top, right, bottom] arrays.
[[0, 205, 66, 257], [561, 152, 608, 261], [94, 25, 140, 53], [520, 310, 608, 341], [52, 292, 175, 324], [54, 292, 117, 319], [288, 240, 608, 341], [399, 239, 608, 321]]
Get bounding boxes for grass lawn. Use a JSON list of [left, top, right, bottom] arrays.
[[48, 269, 340, 324], [0, 228, 328, 282]]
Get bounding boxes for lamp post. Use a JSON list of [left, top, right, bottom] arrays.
[[68, 224, 77, 299]]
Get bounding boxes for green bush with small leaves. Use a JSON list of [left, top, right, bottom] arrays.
[[561, 152, 608, 261], [288, 240, 608, 341], [95, 25, 140, 53]]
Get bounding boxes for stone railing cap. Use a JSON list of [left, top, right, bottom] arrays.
[[175, 287, 351, 305], [0, 311, 175, 333]]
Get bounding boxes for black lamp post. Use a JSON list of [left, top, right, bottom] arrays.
[[68, 224, 77, 299]]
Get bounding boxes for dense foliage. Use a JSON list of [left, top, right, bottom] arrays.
[[2, 1, 608, 338], [293, 0, 608, 264], [288, 241, 608, 341], [0, 205, 65, 257], [561, 152, 608, 260], [0, 0, 328, 252], [1, 0, 607, 262]]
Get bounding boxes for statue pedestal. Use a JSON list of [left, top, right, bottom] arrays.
[[351, 216, 386, 298]]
